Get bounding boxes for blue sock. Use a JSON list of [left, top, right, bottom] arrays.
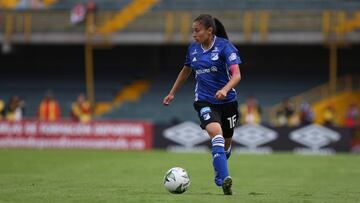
[[225, 145, 232, 160], [212, 135, 229, 186]]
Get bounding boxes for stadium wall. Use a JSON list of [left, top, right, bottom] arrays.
[[0, 120, 354, 154]]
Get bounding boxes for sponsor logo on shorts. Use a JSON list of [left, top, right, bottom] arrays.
[[200, 107, 211, 115], [200, 107, 211, 121], [203, 113, 210, 121]]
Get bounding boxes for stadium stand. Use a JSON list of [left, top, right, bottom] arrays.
[[96, 0, 159, 35], [1, 0, 360, 45], [1, 42, 358, 123], [312, 90, 360, 125], [0, 75, 122, 118], [42, 0, 360, 11], [0, 45, 126, 118], [152, 0, 360, 11], [0, 0, 359, 124], [101, 75, 197, 122], [100, 73, 327, 123], [46, 0, 131, 10]]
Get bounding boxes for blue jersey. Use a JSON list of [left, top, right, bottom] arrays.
[[184, 36, 242, 104]]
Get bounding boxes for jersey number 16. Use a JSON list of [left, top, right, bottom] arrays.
[[227, 115, 237, 128]]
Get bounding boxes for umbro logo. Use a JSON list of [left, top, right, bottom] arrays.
[[192, 57, 197, 62], [163, 121, 210, 152], [233, 124, 278, 153], [290, 124, 340, 155]]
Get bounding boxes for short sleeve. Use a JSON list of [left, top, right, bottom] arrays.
[[223, 42, 241, 66], [184, 45, 192, 66]]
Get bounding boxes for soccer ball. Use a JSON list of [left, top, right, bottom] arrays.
[[163, 167, 190, 194]]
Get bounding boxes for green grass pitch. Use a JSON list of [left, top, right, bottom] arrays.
[[0, 149, 359, 203]]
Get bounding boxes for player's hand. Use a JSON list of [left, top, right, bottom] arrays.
[[215, 89, 227, 100], [163, 94, 174, 106]]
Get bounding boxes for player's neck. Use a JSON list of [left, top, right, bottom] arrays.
[[201, 35, 215, 51]]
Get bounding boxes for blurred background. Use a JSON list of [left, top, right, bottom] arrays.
[[0, 0, 359, 152]]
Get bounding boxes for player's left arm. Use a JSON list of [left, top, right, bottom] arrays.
[[215, 42, 242, 100], [215, 64, 241, 100]]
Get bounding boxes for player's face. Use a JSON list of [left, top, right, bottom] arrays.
[[192, 21, 213, 44]]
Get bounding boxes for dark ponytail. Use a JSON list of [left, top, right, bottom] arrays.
[[194, 14, 229, 39], [213, 18, 228, 39]]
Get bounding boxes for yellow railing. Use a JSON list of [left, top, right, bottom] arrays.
[[1, 10, 359, 44], [96, 0, 159, 35], [164, 12, 174, 42], [323, 10, 360, 43], [0, 0, 19, 8], [243, 11, 253, 42], [94, 80, 150, 116], [43, 0, 57, 8], [312, 91, 360, 125]]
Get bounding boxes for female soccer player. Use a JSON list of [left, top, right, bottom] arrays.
[[163, 14, 242, 195]]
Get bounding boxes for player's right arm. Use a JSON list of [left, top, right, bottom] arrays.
[[163, 65, 192, 106]]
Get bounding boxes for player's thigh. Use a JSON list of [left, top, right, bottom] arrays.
[[193, 101, 222, 130], [221, 101, 239, 138]]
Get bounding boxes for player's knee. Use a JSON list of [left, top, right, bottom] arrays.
[[205, 122, 223, 138]]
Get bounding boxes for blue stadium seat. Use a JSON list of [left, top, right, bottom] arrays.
[[99, 72, 327, 122]]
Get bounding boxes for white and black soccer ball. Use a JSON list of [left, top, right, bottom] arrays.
[[163, 167, 190, 194]]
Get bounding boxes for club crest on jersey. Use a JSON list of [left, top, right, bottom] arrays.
[[192, 57, 197, 62], [211, 53, 219, 61]]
